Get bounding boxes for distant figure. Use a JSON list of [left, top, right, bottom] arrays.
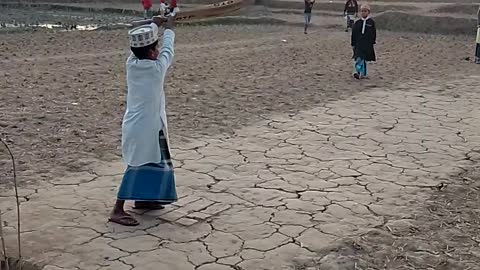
[[351, 4, 376, 79], [304, 0, 315, 34], [475, 6, 480, 64], [343, 0, 358, 32], [160, 0, 179, 16], [142, 0, 153, 18]]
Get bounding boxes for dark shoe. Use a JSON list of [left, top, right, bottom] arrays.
[[353, 73, 360, 80], [133, 201, 166, 210]]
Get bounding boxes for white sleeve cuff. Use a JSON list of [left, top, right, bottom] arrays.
[[150, 22, 159, 31], [164, 29, 175, 36]]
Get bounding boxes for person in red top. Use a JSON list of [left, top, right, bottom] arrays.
[[142, 0, 153, 18]]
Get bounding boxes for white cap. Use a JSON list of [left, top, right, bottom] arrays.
[[128, 23, 159, 48]]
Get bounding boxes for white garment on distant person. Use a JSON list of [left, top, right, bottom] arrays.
[[122, 24, 175, 167]]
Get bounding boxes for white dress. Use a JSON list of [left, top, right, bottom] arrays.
[[122, 25, 175, 167]]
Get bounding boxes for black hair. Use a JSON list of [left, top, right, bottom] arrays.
[[131, 40, 159, 60]]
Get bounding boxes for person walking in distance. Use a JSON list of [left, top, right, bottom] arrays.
[[343, 0, 358, 32], [351, 4, 376, 79], [109, 15, 178, 226], [142, 0, 153, 19], [304, 0, 315, 34], [160, 0, 180, 16], [475, 5, 480, 64]]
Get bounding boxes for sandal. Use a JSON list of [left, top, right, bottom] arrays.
[[109, 214, 139, 226]]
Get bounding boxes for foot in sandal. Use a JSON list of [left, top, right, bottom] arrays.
[[109, 199, 139, 226], [109, 212, 139, 226]]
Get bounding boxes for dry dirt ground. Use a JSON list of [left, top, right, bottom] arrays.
[[294, 159, 480, 270], [0, 23, 477, 185], [0, 1, 479, 270]]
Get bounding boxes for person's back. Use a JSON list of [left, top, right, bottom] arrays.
[[123, 22, 174, 166], [125, 57, 163, 128]]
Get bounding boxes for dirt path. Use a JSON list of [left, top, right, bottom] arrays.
[[1, 74, 479, 270]]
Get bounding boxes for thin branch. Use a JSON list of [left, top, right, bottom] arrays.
[[0, 211, 9, 270], [0, 138, 21, 259]]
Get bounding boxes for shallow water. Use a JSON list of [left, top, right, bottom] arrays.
[[1, 22, 130, 31], [0, 7, 138, 32]]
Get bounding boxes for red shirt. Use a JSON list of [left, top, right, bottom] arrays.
[[142, 0, 153, 9]]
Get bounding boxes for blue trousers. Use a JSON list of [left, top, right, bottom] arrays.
[[354, 57, 367, 77], [304, 13, 312, 25]]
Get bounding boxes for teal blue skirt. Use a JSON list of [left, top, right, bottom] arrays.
[[117, 131, 177, 203]]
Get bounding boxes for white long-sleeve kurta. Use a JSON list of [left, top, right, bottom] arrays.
[[122, 25, 175, 167]]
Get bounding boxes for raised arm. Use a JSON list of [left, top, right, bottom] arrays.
[[150, 15, 176, 72], [157, 28, 175, 69]]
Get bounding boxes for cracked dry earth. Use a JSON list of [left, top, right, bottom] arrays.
[[1, 74, 480, 270]]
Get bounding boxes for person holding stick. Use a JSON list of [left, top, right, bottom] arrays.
[[109, 15, 177, 226]]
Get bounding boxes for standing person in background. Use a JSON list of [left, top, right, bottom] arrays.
[[304, 0, 315, 34], [343, 0, 358, 32], [160, 0, 179, 16], [142, 0, 153, 19], [475, 5, 480, 64], [351, 3, 376, 79]]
